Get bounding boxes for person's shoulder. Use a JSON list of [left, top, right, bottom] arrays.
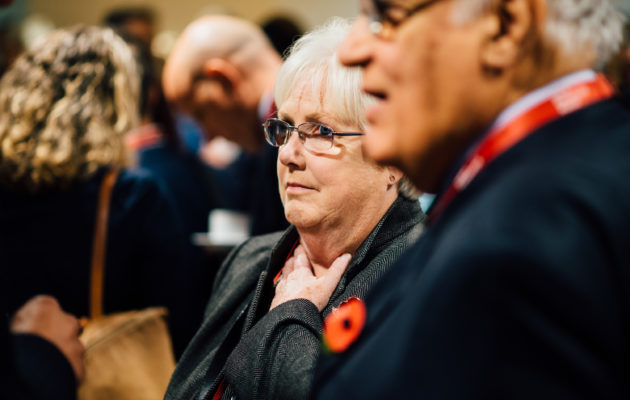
[[474, 99, 630, 210], [226, 230, 287, 268], [433, 131, 630, 272], [540, 96, 630, 155], [114, 167, 159, 190], [111, 168, 166, 201], [107, 168, 180, 222], [211, 230, 289, 297]]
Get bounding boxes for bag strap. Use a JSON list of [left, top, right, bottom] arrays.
[[89, 169, 119, 319]]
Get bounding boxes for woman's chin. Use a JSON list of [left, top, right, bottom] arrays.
[[285, 209, 319, 231]]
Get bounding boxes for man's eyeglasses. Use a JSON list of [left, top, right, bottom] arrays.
[[362, 0, 441, 38], [263, 118, 364, 153]]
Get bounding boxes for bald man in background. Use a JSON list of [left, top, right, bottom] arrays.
[[163, 15, 288, 235]]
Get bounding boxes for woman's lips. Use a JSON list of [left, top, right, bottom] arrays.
[[286, 182, 315, 194]]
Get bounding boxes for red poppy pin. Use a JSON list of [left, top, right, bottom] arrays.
[[322, 297, 366, 354]]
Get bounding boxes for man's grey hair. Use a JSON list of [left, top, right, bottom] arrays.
[[453, 0, 625, 67], [274, 17, 420, 200]]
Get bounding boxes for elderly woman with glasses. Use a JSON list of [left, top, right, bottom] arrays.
[[164, 17, 424, 400]]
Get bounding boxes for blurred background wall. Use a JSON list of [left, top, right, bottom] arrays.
[[28, 0, 356, 32], [3, 0, 630, 53], [1, 0, 630, 79], [0, 0, 358, 63]]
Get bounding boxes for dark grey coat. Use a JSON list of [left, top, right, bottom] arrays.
[[164, 196, 424, 400]]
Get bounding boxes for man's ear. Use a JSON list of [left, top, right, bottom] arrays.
[[202, 58, 242, 93], [480, 0, 545, 70]]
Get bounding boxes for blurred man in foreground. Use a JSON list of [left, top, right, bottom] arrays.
[[315, 0, 630, 398], [163, 15, 288, 235]]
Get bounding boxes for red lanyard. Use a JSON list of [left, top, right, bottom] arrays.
[[429, 74, 615, 223]]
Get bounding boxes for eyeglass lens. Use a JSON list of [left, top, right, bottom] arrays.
[[264, 120, 335, 151]]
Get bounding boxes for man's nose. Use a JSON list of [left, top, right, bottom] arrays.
[[338, 16, 374, 68]]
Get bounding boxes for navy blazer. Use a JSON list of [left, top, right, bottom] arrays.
[[315, 97, 630, 399]]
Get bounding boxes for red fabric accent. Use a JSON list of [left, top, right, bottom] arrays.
[[212, 378, 227, 400], [274, 238, 300, 285], [429, 74, 615, 223], [125, 124, 163, 151]]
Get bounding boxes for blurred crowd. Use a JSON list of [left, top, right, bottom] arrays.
[[2, 0, 630, 399]]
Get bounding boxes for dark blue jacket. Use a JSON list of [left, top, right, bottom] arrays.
[[315, 96, 630, 399], [136, 142, 224, 348], [136, 142, 220, 237], [0, 168, 194, 356]]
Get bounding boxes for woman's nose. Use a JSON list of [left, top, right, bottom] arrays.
[[278, 130, 305, 168], [338, 16, 374, 68]]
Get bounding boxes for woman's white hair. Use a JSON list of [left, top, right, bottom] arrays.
[[452, 0, 625, 67], [273, 17, 374, 131]]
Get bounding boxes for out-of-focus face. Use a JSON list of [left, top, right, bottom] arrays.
[[175, 77, 259, 150], [163, 57, 260, 151], [123, 18, 154, 49], [338, 0, 492, 192], [276, 78, 393, 232]]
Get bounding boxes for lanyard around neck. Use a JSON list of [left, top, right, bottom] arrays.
[[428, 74, 615, 223]]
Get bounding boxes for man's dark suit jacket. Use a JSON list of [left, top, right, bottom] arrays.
[[315, 96, 630, 398]]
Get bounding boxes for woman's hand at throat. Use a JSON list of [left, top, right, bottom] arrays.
[[270, 245, 351, 312]]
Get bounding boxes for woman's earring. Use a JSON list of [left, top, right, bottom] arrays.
[[389, 175, 396, 183]]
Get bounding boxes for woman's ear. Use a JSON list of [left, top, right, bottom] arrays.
[[386, 167, 404, 189], [480, 0, 545, 71]]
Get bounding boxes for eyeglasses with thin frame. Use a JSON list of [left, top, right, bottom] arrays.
[[362, 0, 441, 39], [263, 118, 364, 153]]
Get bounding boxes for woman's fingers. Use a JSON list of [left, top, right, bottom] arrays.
[[293, 251, 315, 275], [271, 250, 353, 312], [319, 253, 352, 295], [293, 244, 306, 257], [282, 256, 296, 276]]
